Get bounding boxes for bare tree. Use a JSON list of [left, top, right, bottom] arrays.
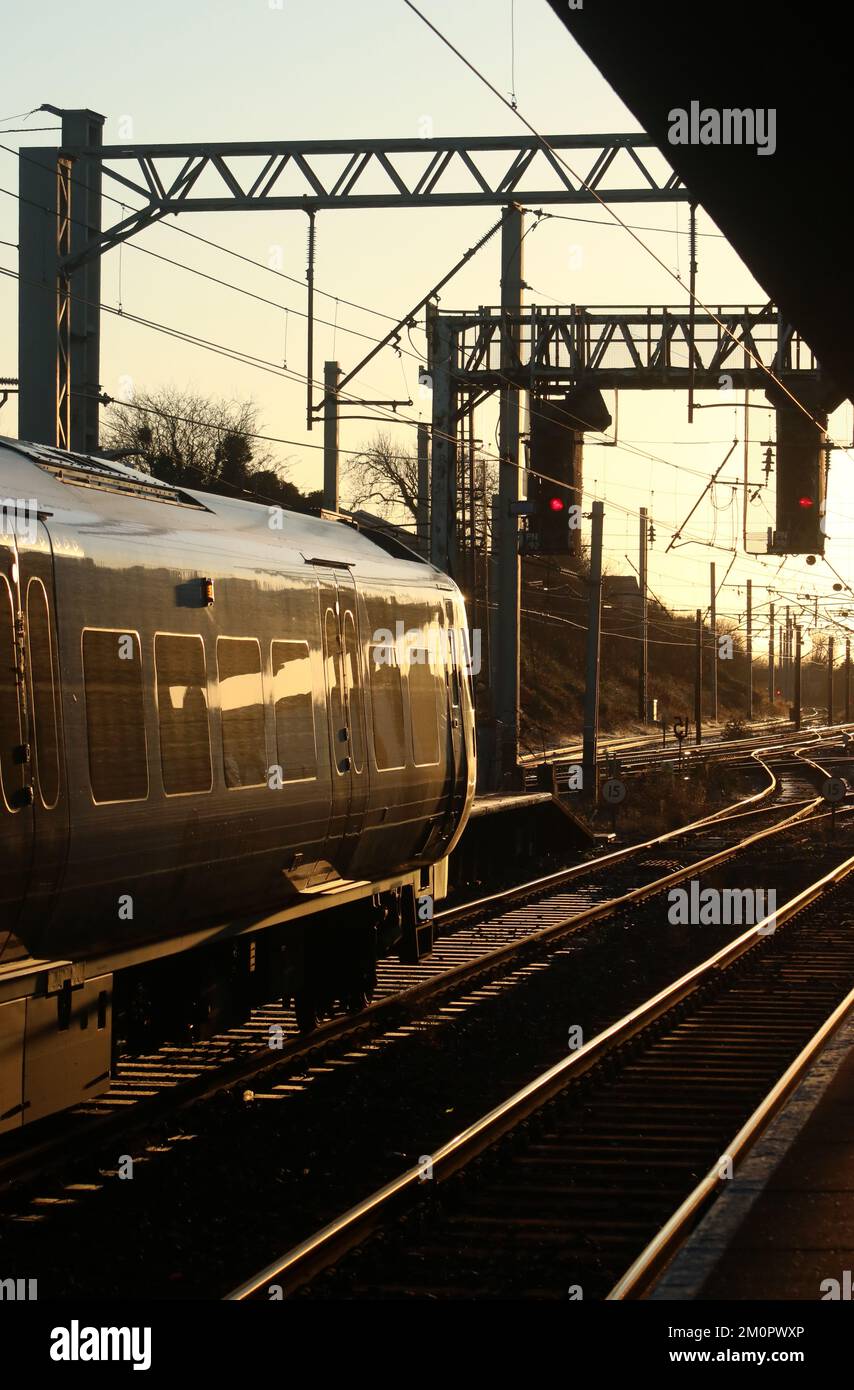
[[101, 386, 281, 482], [101, 386, 320, 510], [344, 429, 497, 551], [343, 431, 422, 524]]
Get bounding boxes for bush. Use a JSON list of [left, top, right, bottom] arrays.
[[722, 718, 748, 740]]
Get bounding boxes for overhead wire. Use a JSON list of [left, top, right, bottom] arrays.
[[399, 0, 847, 449], [2, 93, 851, 628]]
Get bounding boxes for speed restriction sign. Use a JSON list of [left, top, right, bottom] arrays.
[[822, 777, 847, 803], [602, 778, 627, 805]]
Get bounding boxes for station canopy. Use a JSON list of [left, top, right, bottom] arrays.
[[550, 1, 854, 409]]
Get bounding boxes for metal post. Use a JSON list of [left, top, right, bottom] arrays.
[[495, 204, 525, 784], [305, 211, 316, 430], [459, 407, 468, 570], [794, 626, 802, 729], [19, 149, 62, 444], [582, 500, 605, 802], [710, 561, 717, 723], [694, 608, 703, 744], [746, 579, 753, 720], [430, 317, 457, 575], [468, 399, 477, 599], [785, 606, 791, 702], [768, 601, 775, 705], [64, 109, 103, 453], [638, 507, 648, 721], [846, 638, 851, 722], [56, 157, 72, 448], [416, 422, 429, 557], [18, 108, 104, 450], [322, 361, 340, 511], [828, 636, 835, 724], [687, 202, 697, 424]]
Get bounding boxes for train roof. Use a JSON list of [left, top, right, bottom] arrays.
[[0, 437, 446, 584]]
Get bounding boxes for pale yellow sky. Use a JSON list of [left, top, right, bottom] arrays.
[[2, 0, 853, 649]]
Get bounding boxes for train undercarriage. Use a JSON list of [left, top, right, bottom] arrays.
[[113, 883, 425, 1052], [0, 876, 438, 1135]]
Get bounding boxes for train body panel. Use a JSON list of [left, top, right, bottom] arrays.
[[0, 438, 475, 1129]]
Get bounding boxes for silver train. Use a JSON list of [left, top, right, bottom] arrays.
[[0, 438, 475, 1130]]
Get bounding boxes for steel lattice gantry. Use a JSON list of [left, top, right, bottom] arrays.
[[17, 116, 690, 453], [448, 302, 819, 400], [431, 300, 823, 571], [59, 132, 686, 266], [429, 294, 828, 787]]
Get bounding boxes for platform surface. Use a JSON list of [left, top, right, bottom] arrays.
[[652, 1006, 854, 1301]]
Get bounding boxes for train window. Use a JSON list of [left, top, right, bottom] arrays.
[[369, 643, 406, 770], [271, 640, 316, 781], [154, 634, 212, 795], [0, 575, 25, 812], [26, 579, 60, 809], [217, 637, 266, 789], [82, 629, 148, 803], [342, 611, 365, 774], [323, 609, 346, 762], [408, 653, 441, 766]]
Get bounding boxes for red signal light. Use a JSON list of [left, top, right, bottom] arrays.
[[548, 496, 565, 512], [798, 495, 814, 508]]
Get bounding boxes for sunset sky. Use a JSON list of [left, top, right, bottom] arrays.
[[3, 0, 853, 649]]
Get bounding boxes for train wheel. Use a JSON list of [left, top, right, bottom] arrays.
[[294, 990, 318, 1034], [344, 988, 369, 1014]]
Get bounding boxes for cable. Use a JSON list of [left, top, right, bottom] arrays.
[[2, 191, 848, 648], [6, 99, 852, 555], [509, 0, 517, 109], [84, 390, 357, 458], [0, 258, 415, 411], [541, 210, 725, 239], [0, 179, 420, 359], [399, 0, 839, 440], [0, 220, 846, 570], [120, 235, 422, 357], [0, 141, 404, 327], [1, 136, 844, 550]]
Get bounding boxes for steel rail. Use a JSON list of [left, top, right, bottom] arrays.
[[3, 741, 840, 1196], [225, 801, 854, 1300], [609, 952, 854, 1298], [438, 733, 829, 928]]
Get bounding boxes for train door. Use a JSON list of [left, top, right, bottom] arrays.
[[444, 598, 469, 821], [0, 531, 32, 934], [18, 519, 67, 937], [337, 571, 369, 859], [314, 565, 369, 878]]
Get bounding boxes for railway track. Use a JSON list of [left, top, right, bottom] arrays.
[[1, 739, 852, 1297], [227, 838, 854, 1301], [520, 714, 803, 770], [0, 731, 846, 1193]]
